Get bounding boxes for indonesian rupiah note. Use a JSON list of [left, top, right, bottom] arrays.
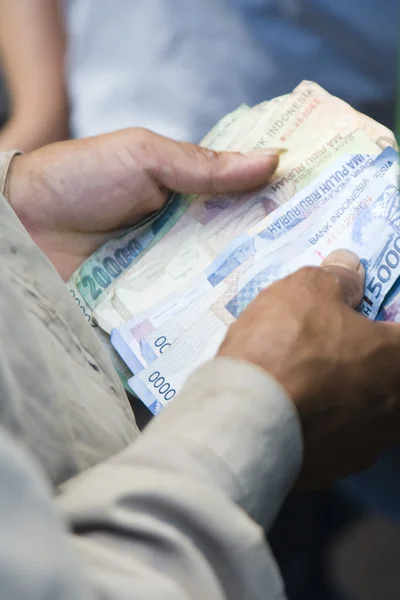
[[101, 107, 393, 330], [66, 105, 250, 382], [67, 101, 249, 321], [127, 162, 399, 413], [112, 147, 396, 374], [65, 82, 398, 394]]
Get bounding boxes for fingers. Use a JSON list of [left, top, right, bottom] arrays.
[[132, 129, 282, 194], [320, 249, 365, 309]]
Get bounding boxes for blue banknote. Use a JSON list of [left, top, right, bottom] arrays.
[[128, 170, 400, 414], [112, 148, 398, 376]]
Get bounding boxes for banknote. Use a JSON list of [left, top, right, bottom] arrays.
[[68, 99, 282, 326], [103, 81, 398, 326], [68, 82, 397, 326], [198, 104, 250, 148], [112, 148, 397, 373], [377, 279, 400, 323], [66, 103, 252, 383], [111, 147, 396, 373], [67, 99, 249, 321], [210, 96, 287, 152], [103, 129, 384, 331], [201, 102, 268, 151], [65, 82, 398, 396], [234, 81, 396, 155], [85, 102, 276, 333], [128, 169, 400, 413], [77, 82, 396, 333]]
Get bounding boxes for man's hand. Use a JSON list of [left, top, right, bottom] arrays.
[[219, 250, 400, 488], [4, 128, 280, 280]]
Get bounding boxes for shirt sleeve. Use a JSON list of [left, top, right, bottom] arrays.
[[0, 356, 302, 600], [0, 150, 20, 195], [56, 358, 302, 600]]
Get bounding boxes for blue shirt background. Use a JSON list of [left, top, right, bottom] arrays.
[[66, 0, 399, 141]]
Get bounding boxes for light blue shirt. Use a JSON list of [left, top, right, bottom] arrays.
[[65, 0, 398, 141]]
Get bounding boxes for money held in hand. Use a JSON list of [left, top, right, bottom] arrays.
[[67, 81, 400, 414]]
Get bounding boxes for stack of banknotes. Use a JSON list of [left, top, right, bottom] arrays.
[[68, 81, 400, 414]]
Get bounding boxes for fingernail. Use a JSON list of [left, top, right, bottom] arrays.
[[243, 147, 288, 159], [322, 249, 363, 273]]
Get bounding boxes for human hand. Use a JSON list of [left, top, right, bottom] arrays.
[[4, 128, 280, 280], [219, 250, 400, 488]]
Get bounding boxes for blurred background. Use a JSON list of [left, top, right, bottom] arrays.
[[0, 1, 399, 599], [0, 0, 398, 149], [0, 79, 6, 127]]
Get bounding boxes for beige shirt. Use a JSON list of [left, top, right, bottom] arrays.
[[0, 151, 302, 600]]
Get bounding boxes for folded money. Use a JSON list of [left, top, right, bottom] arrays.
[[127, 158, 399, 413], [112, 148, 397, 375], [66, 81, 399, 400], [95, 82, 396, 332]]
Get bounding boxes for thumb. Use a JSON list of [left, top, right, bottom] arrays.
[[320, 249, 365, 309], [134, 129, 283, 194]]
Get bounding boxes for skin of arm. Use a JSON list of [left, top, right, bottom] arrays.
[[0, 0, 68, 151]]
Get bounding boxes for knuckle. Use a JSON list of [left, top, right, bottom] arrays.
[[323, 265, 363, 303], [129, 128, 155, 156], [290, 265, 324, 288], [127, 128, 163, 178], [129, 126, 153, 140], [123, 127, 154, 155], [295, 265, 321, 279], [282, 265, 341, 302]]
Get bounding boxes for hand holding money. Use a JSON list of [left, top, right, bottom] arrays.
[[219, 249, 400, 487], [96, 81, 398, 411], [5, 128, 280, 281], [6, 81, 399, 416]]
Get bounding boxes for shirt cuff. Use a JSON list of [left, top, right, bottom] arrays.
[[142, 356, 304, 529], [0, 151, 21, 197]]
